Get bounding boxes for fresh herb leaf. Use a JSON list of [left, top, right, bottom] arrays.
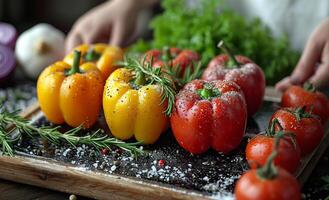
[[120, 57, 177, 116], [0, 108, 144, 157]]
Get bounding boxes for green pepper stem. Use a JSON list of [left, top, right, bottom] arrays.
[[67, 50, 81, 75], [84, 48, 101, 62], [217, 40, 241, 68]]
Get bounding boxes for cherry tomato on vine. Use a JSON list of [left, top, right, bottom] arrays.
[[281, 83, 329, 124], [270, 107, 324, 155], [246, 119, 301, 173], [235, 167, 301, 200], [236, 135, 301, 200]]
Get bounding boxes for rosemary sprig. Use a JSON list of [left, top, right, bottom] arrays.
[[0, 109, 144, 157], [0, 126, 15, 156], [120, 57, 177, 115], [165, 61, 203, 88]]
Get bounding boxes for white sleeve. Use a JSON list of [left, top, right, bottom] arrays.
[[225, 0, 329, 52]]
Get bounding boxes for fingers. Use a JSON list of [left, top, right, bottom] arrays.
[[109, 20, 127, 47], [81, 28, 102, 45], [275, 77, 294, 92], [110, 16, 139, 47], [275, 25, 327, 92], [290, 33, 323, 84], [309, 42, 329, 88], [66, 24, 105, 53], [65, 31, 83, 54]]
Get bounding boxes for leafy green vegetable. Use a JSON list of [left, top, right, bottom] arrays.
[[129, 0, 300, 85]]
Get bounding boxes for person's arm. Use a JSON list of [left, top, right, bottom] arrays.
[[65, 0, 158, 53], [276, 17, 329, 91]]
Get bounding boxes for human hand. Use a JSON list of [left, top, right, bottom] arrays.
[[65, 0, 157, 53], [275, 17, 329, 91]]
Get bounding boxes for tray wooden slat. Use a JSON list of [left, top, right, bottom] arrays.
[[0, 155, 206, 200]]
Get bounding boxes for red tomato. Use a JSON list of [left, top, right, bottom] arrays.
[[144, 47, 200, 76], [271, 107, 324, 155], [246, 134, 301, 173], [170, 79, 247, 154], [235, 167, 301, 200], [281, 84, 329, 123], [202, 54, 265, 117]]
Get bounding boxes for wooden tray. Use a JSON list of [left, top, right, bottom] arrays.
[[0, 87, 328, 200]]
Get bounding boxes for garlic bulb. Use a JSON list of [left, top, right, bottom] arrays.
[[15, 23, 65, 79]]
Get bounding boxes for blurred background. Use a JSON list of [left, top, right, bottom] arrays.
[[0, 0, 104, 33]]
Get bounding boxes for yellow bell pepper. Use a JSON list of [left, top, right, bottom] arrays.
[[37, 50, 104, 128], [103, 68, 168, 144], [64, 43, 123, 80]]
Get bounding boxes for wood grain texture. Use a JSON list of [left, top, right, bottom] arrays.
[[0, 155, 207, 200], [0, 87, 327, 200]]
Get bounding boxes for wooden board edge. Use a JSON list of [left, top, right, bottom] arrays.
[[296, 125, 329, 186], [264, 86, 282, 103], [19, 101, 40, 119], [0, 155, 210, 200]]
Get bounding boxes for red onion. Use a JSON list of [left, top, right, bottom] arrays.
[[0, 44, 16, 83], [0, 22, 17, 49]]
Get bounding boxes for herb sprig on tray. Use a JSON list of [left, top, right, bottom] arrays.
[[0, 108, 144, 157], [119, 57, 177, 115]]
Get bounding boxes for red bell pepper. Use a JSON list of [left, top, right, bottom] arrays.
[[170, 79, 247, 154], [144, 47, 199, 76], [202, 42, 265, 116]]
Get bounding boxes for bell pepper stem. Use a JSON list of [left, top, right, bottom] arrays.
[[199, 88, 213, 99], [134, 71, 146, 86], [67, 50, 81, 75], [84, 48, 101, 62], [197, 84, 221, 100], [161, 46, 171, 61], [217, 40, 241, 68]]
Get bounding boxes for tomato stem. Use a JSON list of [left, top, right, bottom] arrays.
[[67, 50, 81, 75], [217, 41, 240, 68], [266, 118, 283, 136], [303, 82, 315, 92], [197, 84, 221, 100], [295, 106, 312, 121], [257, 132, 284, 180], [285, 106, 313, 122]]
